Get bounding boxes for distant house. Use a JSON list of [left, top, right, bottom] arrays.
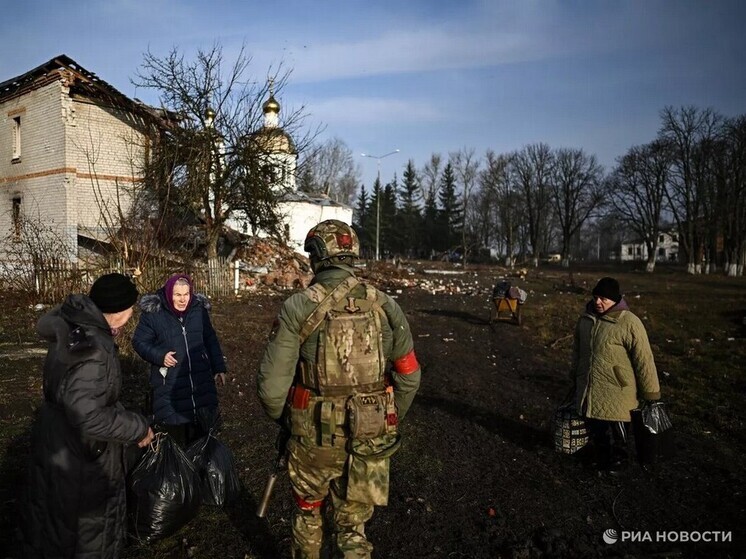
[[620, 229, 680, 262], [0, 55, 167, 261], [545, 253, 561, 263]]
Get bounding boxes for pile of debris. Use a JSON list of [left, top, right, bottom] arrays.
[[235, 237, 312, 291], [230, 245, 533, 300], [363, 263, 489, 297]]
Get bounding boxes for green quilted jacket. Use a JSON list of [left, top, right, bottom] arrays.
[[571, 299, 661, 422]]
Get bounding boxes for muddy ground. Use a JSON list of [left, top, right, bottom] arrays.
[[1, 263, 744, 558]]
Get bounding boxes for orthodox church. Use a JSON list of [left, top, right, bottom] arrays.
[[226, 85, 353, 254]]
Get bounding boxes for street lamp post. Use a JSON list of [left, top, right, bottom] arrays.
[[361, 150, 399, 260]]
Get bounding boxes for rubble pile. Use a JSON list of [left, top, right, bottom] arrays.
[[364, 263, 489, 297], [229, 244, 532, 299], [235, 237, 312, 291], [378, 275, 484, 296]]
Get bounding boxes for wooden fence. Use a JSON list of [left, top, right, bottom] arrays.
[[0, 256, 237, 303]]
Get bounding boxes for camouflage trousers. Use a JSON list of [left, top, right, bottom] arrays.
[[287, 435, 399, 559]]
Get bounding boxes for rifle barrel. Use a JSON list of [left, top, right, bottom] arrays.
[[256, 472, 278, 518]]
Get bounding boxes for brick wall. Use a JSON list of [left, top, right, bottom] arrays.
[[0, 77, 151, 260], [0, 81, 74, 253], [69, 100, 148, 232]]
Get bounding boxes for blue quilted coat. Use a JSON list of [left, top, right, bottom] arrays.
[[133, 291, 226, 425]]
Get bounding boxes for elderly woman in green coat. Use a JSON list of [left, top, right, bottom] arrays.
[[570, 277, 661, 473]]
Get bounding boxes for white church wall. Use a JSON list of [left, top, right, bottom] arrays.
[[279, 200, 353, 253]]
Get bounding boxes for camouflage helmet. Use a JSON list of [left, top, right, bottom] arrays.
[[304, 219, 360, 260]]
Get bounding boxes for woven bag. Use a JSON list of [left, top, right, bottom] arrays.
[[553, 404, 589, 454]]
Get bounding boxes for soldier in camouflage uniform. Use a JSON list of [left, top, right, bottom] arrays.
[[257, 220, 421, 559]]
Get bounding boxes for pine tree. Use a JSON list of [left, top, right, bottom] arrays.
[[438, 162, 463, 252], [368, 176, 383, 259], [396, 160, 423, 256], [354, 184, 371, 257], [380, 174, 398, 259]]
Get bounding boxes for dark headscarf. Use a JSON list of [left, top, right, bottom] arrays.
[[164, 273, 193, 317]]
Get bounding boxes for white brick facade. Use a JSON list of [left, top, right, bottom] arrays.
[[0, 61, 151, 261], [0, 80, 75, 253]]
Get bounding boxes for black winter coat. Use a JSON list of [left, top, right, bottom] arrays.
[[132, 291, 226, 425], [20, 294, 150, 559]]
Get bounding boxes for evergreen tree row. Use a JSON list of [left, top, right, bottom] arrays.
[[353, 161, 465, 260]]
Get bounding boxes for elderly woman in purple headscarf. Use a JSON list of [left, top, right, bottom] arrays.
[[133, 274, 227, 445]]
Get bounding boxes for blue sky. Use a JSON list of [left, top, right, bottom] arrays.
[[3, 0, 745, 188]]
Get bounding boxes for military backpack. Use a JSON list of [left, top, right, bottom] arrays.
[[292, 276, 397, 442]]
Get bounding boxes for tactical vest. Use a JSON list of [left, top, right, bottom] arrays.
[[298, 276, 385, 395], [290, 276, 398, 444]]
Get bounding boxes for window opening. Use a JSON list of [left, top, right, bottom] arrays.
[[12, 197, 22, 238], [12, 116, 22, 160]]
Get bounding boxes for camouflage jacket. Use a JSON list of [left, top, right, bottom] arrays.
[[257, 264, 421, 422]]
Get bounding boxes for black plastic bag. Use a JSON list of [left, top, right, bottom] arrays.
[[195, 406, 222, 433], [127, 433, 202, 542], [186, 432, 241, 506], [492, 280, 511, 299], [631, 401, 675, 464]]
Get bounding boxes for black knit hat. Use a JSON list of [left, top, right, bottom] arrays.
[[592, 277, 622, 303], [89, 273, 138, 313]]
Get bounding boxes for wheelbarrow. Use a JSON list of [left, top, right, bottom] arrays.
[[489, 296, 522, 326]]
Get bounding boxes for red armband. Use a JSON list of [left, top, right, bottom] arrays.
[[393, 349, 419, 375], [293, 491, 323, 511]]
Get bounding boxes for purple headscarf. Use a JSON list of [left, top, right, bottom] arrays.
[[164, 273, 193, 317]]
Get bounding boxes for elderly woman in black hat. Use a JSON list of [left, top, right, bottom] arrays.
[[20, 273, 154, 559], [569, 277, 661, 474]]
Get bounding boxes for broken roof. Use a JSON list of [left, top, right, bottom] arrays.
[[0, 54, 174, 124]]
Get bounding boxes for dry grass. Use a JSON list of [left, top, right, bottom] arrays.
[[518, 265, 746, 442]]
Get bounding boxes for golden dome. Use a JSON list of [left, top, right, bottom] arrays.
[[263, 95, 280, 114]]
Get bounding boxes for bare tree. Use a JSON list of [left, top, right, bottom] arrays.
[[297, 137, 361, 204], [0, 207, 82, 303], [606, 141, 672, 272], [550, 148, 605, 267], [658, 106, 722, 274], [419, 153, 442, 208], [133, 43, 315, 260], [477, 151, 518, 265], [466, 185, 497, 259], [450, 148, 480, 264], [718, 115, 746, 276], [512, 143, 554, 266]]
